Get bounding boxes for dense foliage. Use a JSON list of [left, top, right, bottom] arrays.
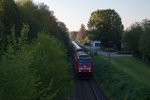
[[87, 9, 123, 47], [0, 25, 71, 100], [122, 23, 142, 52], [0, 0, 70, 54], [0, 0, 72, 99]]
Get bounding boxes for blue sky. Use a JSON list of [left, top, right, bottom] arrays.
[[34, 0, 150, 31]]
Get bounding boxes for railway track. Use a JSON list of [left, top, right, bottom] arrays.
[[72, 63, 107, 100], [79, 79, 101, 100]]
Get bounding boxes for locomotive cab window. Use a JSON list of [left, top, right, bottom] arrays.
[[79, 59, 91, 65]]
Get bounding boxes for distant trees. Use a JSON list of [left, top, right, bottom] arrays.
[[88, 9, 123, 47], [69, 31, 78, 41], [122, 23, 142, 52], [139, 19, 150, 58], [123, 19, 150, 63], [69, 24, 89, 44], [76, 24, 87, 42]]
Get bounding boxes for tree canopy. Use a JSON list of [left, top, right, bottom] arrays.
[[122, 23, 142, 52], [0, 0, 70, 54], [88, 9, 123, 47], [0, 25, 71, 99], [122, 19, 150, 63], [139, 19, 150, 57], [0, 0, 21, 35]]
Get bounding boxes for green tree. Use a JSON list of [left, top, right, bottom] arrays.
[[31, 33, 71, 100], [0, 24, 71, 100], [122, 22, 142, 53], [17, 0, 43, 39], [0, 25, 38, 100], [38, 3, 59, 37], [0, 0, 21, 53], [58, 21, 68, 32], [88, 9, 123, 81], [139, 19, 150, 61], [57, 21, 70, 52], [88, 9, 123, 47]]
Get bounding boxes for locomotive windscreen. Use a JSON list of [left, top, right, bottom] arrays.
[[79, 59, 91, 65]]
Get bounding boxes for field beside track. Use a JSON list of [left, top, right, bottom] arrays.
[[111, 57, 150, 87], [93, 55, 150, 100]]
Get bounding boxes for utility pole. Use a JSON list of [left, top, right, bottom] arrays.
[[108, 41, 112, 82], [108, 47, 111, 82], [90, 40, 91, 56]]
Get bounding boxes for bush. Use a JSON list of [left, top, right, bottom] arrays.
[[31, 33, 71, 100], [0, 25, 38, 100], [117, 51, 133, 54]]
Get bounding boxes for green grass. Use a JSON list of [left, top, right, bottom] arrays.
[[111, 57, 150, 87], [93, 55, 150, 100]]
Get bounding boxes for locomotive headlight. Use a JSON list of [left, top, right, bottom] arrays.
[[87, 68, 91, 72], [79, 68, 83, 70], [86, 68, 91, 70]]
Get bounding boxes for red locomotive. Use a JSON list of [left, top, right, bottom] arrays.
[[72, 41, 92, 78]]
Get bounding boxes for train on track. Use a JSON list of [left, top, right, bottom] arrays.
[[72, 41, 92, 78]]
